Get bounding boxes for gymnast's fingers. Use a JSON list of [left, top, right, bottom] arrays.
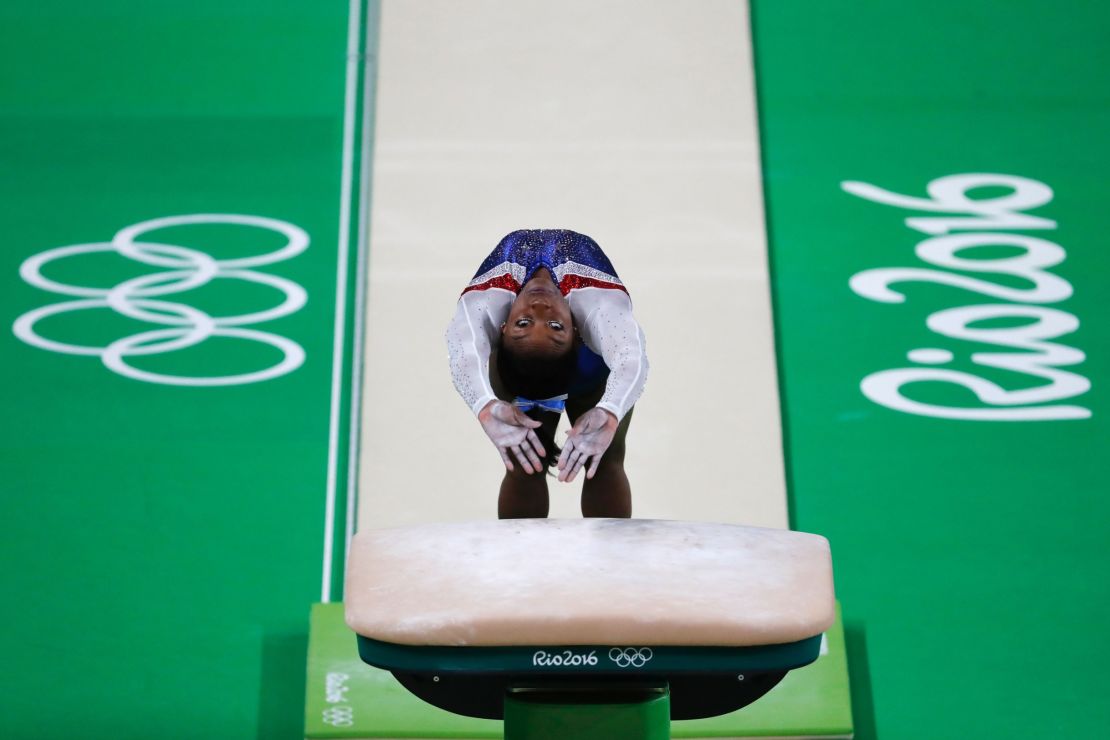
[[559, 446, 583, 482], [520, 440, 543, 472], [498, 446, 514, 472], [565, 453, 589, 483], [526, 429, 546, 458], [511, 445, 536, 474], [585, 453, 603, 480], [511, 406, 543, 428], [557, 436, 576, 471]]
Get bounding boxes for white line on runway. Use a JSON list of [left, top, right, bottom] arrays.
[[321, 0, 364, 604], [344, 3, 378, 585]]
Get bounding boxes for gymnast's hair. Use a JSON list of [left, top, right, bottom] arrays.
[[496, 337, 577, 472]]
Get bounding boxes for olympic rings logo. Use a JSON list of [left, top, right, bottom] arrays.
[[12, 214, 309, 386], [608, 647, 654, 668], [321, 705, 354, 727]]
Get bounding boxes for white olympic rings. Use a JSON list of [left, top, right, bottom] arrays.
[[321, 706, 354, 727], [12, 214, 309, 386], [608, 647, 654, 668]]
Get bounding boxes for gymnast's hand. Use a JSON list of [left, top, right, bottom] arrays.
[[478, 400, 547, 474], [557, 407, 618, 483]]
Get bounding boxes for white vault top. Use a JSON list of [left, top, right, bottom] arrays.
[[345, 518, 835, 647]]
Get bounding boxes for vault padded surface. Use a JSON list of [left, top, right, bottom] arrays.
[[345, 518, 835, 647]]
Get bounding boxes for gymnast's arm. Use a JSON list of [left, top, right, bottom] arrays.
[[446, 289, 508, 415], [572, 288, 649, 421], [558, 289, 649, 481], [445, 289, 545, 473]]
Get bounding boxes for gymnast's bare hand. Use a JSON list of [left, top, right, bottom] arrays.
[[478, 400, 546, 474], [557, 407, 618, 483]]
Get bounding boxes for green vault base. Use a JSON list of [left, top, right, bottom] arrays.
[[304, 602, 853, 739]]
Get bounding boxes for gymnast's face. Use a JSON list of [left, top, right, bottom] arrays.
[[502, 272, 574, 357]]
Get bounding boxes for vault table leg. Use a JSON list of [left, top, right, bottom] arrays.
[[503, 682, 670, 740]]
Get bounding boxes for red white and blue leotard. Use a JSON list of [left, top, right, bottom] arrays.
[[446, 229, 648, 420]]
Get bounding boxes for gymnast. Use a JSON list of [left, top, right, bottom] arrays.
[[446, 229, 648, 519]]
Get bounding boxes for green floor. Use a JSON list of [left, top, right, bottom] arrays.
[[2, 2, 1107, 738], [0, 2, 368, 737], [750, 1, 1110, 736]]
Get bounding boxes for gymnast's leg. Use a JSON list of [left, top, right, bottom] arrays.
[[497, 409, 559, 519], [498, 465, 550, 519], [577, 407, 634, 518]]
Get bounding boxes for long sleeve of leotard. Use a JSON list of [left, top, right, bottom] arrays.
[[446, 289, 514, 416], [569, 289, 649, 421]]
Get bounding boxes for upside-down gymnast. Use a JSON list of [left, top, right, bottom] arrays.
[[446, 229, 649, 519]]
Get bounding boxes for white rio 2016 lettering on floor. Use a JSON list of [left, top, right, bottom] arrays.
[[324, 672, 350, 703], [841, 173, 1090, 421], [321, 672, 353, 727]]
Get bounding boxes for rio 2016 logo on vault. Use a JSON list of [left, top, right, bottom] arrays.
[[12, 214, 309, 387]]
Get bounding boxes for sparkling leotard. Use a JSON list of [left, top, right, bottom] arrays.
[[446, 229, 648, 420]]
